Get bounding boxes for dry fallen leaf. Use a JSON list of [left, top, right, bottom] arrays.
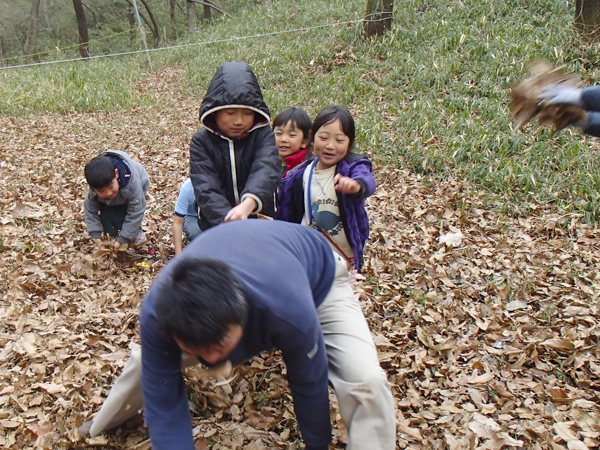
[[439, 229, 463, 247]]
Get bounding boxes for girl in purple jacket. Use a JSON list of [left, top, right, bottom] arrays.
[[277, 106, 376, 270]]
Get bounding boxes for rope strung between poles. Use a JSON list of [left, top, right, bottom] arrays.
[[0, 16, 390, 72], [0, 28, 136, 65]]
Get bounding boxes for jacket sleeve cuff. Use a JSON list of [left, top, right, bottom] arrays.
[[349, 180, 367, 199], [241, 193, 262, 214], [89, 231, 102, 240]]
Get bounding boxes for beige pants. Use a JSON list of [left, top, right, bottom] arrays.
[[89, 255, 396, 449]]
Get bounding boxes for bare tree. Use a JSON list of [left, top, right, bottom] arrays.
[[139, 0, 161, 44], [23, 0, 41, 57], [363, 0, 393, 39], [124, 0, 160, 45], [127, 4, 136, 42], [73, 0, 90, 58], [203, 2, 211, 22], [189, 0, 231, 19], [169, 0, 177, 38], [0, 21, 5, 66], [187, 0, 196, 33], [41, 0, 50, 28], [575, 0, 600, 42]]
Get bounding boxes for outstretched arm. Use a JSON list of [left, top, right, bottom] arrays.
[[538, 85, 600, 136], [335, 159, 376, 200], [140, 299, 195, 450], [83, 192, 103, 240], [173, 215, 185, 255], [117, 178, 147, 244]]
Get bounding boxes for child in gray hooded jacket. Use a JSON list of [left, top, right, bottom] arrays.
[[83, 150, 149, 249]]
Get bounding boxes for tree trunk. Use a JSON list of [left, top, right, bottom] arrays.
[[187, 0, 196, 33], [363, 0, 394, 39], [72, 0, 90, 58], [23, 0, 41, 57], [127, 4, 136, 42], [41, 0, 50, 27], [575, 0, 600, 43], [169, 0, 177, 39], [203, 2, 211, 22], [0, 22, 6, 66], [139, 0, 160, 45], [124, 0, 160, 45]]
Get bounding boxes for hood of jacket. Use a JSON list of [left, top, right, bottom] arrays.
[[199, 62, 271, 134]]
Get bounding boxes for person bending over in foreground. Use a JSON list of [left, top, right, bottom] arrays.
[[86, 220, 396, 450]]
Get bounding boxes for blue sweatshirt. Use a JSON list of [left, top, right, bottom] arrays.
[[139, 220, 336, 450]]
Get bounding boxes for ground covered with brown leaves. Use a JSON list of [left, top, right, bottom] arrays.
[[0, 69, 598, 450]]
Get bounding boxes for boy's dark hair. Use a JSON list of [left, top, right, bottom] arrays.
[[155, 258, 247, 348], [273, 107, 312, 141], [84, 156, 116, 189], [310, 105, 356, 151]]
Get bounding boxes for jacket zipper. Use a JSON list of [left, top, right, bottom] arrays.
[[228, 139, 240, 205]]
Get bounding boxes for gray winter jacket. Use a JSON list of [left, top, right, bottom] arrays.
[[83, 150, 149, 244]]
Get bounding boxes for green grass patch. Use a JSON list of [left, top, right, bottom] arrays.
[[0, 59, 151, 113]]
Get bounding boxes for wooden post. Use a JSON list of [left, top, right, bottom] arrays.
[[363, 0, 394, 39], [575, 0, 600, 43]]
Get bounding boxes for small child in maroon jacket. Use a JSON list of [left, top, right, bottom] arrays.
[[273, 107, 312, 177]]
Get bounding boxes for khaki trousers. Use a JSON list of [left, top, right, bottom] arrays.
[[89, 255, 396, 449]]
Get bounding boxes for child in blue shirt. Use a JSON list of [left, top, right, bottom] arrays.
[[173, 178, 201, 255]]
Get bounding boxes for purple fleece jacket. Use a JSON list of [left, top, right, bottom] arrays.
[[276, 153, 376, 269]]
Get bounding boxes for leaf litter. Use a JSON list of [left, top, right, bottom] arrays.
[[0, 68, 598, 449]]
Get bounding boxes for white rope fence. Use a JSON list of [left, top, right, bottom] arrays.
[[0, 18, 385, 72]]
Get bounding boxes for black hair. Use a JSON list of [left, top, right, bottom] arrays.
[[273, 107, 312, 141], [310, 105, 356, 150], [155, 258, 247, 348], [84, 156, 116, 189]]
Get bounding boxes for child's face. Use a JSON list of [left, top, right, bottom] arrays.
[[215, 108, 255, 139], [94, 169, 119, 199], [313, 119, 350, 170], [274, 121, 307, 160]]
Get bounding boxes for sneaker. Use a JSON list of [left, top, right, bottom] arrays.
[[132, 230, 147, 246]]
